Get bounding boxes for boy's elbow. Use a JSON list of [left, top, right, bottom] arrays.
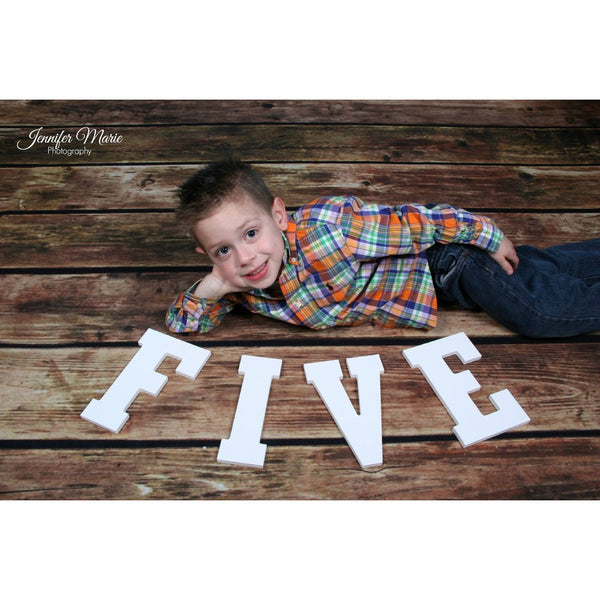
[[165, 310, 193, 334], [166, 311, 218, 335]]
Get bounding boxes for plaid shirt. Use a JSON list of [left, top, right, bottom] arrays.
[[166, 196, 503, 333]]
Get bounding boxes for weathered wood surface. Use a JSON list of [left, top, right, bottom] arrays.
[[0, 344, 598, 440], [3, 124, 600, 165], [2, 212, 598, 269], [2, 164, 600, 212], [0, 272, 526, 343], [1, 272, 599, 344], [2, 438, 599, 500], [1, 99, 599, 126], [1, 100, 599, 500]]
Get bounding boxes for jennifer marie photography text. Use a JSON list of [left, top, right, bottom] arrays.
[[16, 126, 124, 157]]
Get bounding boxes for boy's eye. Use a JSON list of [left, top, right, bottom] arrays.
[[216, 246, 230, 257], [246, 228, 258, 240]]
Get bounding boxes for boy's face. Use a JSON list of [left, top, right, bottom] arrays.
[[193, 193, 288, 292]]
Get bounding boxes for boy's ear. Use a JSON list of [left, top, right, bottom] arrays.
[[195, 246, 206, 255], [272, 196, 288, 231]]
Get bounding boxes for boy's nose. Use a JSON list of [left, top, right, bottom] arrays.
[[238, 248, 255, 265]]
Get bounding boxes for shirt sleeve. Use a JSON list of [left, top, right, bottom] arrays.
[[337, 197, 503, 260], [165, 281, 236, 334], [400, 203, 503, 252]]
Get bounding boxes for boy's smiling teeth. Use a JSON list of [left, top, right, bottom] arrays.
[[244, 261, 268, 280]]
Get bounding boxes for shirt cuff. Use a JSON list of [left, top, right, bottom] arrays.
[[471, 217, 504, 253]]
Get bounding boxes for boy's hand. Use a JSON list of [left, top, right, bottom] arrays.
[[490, 235, 519, 275], [193, 269, 237, 298]]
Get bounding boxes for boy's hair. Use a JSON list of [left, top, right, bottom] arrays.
[[175, 159, 275, 236]]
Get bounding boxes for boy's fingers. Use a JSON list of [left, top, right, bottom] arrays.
[[496, 236, 519, 275], [500, 257, 514, 275], [491, 248, 518, 275], [507, 247, 520, 271]]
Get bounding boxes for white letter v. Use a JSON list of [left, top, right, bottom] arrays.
[[304, 355, 384, 469]]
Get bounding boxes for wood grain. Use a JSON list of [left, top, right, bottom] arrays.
[[0, 272, 525, 344], [2, 99, 599, 126], [3, 125, 600, 165], [2, 164, 600, 212], [1, 437, 599, 499]]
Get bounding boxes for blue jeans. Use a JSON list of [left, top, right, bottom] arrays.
[[426, 239, 600, 338]]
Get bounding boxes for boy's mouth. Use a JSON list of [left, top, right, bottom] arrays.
[[243, 260, 269, 282]]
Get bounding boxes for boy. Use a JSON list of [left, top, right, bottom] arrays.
[[166, 159, 600, 338]]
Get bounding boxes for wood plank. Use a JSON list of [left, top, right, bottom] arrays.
[[1, 212, 598, 269], [2, 272, 598, 345], [3, 164, 600, 212], [0, 212, 190, 268], [1, 100, 599, 126], [1, 437, 599, 499], [0, 273, 522, 344], [1, 343, 598, 440], [3, 125, 600, 165]]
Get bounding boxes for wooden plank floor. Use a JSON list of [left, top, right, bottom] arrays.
[[1, 100, 599, 499]]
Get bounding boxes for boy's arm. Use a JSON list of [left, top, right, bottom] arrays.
[[341, 198, 504, 258], [165, 278, 237, 334], [402, 203, 503, 252], [400, 203, 521, 275], [417, 203, 520, 273], [340, 197, 520, 274]]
